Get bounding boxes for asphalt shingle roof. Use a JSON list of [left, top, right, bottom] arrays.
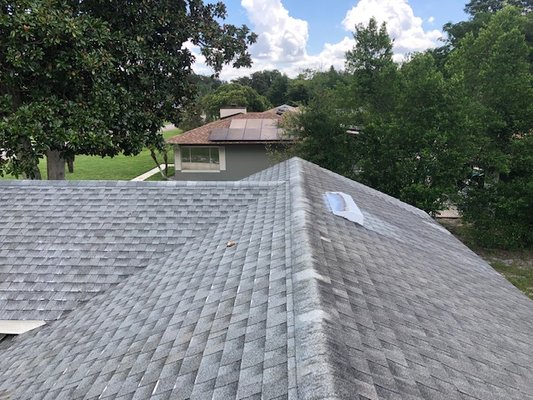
[[166, 109, 293, 145], [0, 157, 532, 399], [0, 180, 279, 321]]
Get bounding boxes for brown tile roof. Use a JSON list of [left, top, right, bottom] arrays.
[[167, 110, 292, 145]]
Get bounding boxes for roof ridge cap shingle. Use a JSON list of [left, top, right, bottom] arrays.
[[289, 158, 351, 398], [0, 180, 284, 188]]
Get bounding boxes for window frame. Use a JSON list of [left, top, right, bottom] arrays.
[[175, 145, 226, 173]]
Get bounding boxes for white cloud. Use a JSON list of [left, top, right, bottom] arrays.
[[241, 0, 309, 63], [190, 0, 442, 80], [428, 16, 435, 24], [219, 0, 353, 79], [342, 0, 443, 59]]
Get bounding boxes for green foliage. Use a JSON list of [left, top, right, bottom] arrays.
[[234, 69, 292, 106], [233, 67, 347, 108], [0, 0, 256, 178], [286, 80, 310, 105], [465, 0, 532, 15], [177, 74, 222, 131], [0, 129, 181, 180], [459, 134, 533, 249], [345, 18, 394, 74], [233, 69, 283, 97], [202, 83, 270, 120], [448, 8, 532, 134], [190, 74, 223, 98], [445, 7, 533, 248], [345, 18, 397, 114], [442, 13, 492, 48], [282, 94, 358, 178], [356, 53, 472, 213], [266, 74, 289, 106], [179, 103, 204, 131], [0, 0, 115, 177], [491, 260, 533, 299]]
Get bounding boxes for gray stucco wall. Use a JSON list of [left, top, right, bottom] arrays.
[[173, 144, 279, 181]]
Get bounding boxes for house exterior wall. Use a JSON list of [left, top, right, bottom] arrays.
[[173, 144, 279, 181]]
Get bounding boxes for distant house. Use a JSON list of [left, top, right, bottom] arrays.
[[1, 158, 533, 399], [167, 106, 296, 181]]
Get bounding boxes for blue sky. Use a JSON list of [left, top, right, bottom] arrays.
[[194, 0, 470, 79]]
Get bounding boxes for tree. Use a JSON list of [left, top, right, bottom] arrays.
[[286, 80, 310, 105], [437, 0, 533, 69], [447, 7, 533, 247], [459, 134, 533, 248], [346, 18, 393, 73], [299, 66, 348, 99], [282, 93, 358, 178], [234, 69, 291, 106], [178, 74, 223, 131], [465, 0, 532, 15], [355, 53, 472, 213], [266, 74, 289, 106], [233, 69, 283, 97], [345, 17, 397, 114], [0, 0, 256, 179], [447, 7, 533, 176], [201, 83, 270, 120]]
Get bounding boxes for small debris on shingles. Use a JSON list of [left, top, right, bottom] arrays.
[[226, 241, 236, 248]]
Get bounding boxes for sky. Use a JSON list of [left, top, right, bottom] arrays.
[[190, 0, 470, 80]]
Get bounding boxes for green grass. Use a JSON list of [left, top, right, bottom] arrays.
[[491, 261, 533, 300], [439, 218, 533, 300], [1, 128, 181, 181], [146, 166, 175, 181]]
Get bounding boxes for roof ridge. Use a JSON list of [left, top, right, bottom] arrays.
[[0, 180, 285, 188], [288, 158, 354, 398]]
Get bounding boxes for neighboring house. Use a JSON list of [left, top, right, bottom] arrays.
[[167, 106, 296, 181], [1, 158, 533, 399]]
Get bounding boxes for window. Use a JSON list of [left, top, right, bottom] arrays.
[[179, 146, 225, 172]]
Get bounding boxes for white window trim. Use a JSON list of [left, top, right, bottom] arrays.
[[175, 145, 226, 173]]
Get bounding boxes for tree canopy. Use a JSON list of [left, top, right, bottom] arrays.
[[201, 83, 270, 121], [0, 0, 256, 179], [280, 7, 532, 248], [465, 0, 532, 15]]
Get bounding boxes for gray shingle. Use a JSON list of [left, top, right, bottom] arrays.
[[0, 158, 532, 400], [0, 180, 278, 321]]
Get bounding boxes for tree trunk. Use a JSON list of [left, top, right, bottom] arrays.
[[150, 148, 167, 180], [66, 154, 75, 173], [46, 150, 66, 180]]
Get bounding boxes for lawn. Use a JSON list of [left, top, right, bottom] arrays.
[[1, 128, 181, 180], [439, 218, 533, 300], [146, 166, 175, 181], [491, 261, 533, 300]]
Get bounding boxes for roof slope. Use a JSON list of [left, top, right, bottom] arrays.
[[167, 110, 286, 145], [0, 180, 279, 321], [0, 158, 532, 399]]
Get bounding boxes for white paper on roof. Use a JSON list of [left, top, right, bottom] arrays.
[[325, 192, 365, 226]]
